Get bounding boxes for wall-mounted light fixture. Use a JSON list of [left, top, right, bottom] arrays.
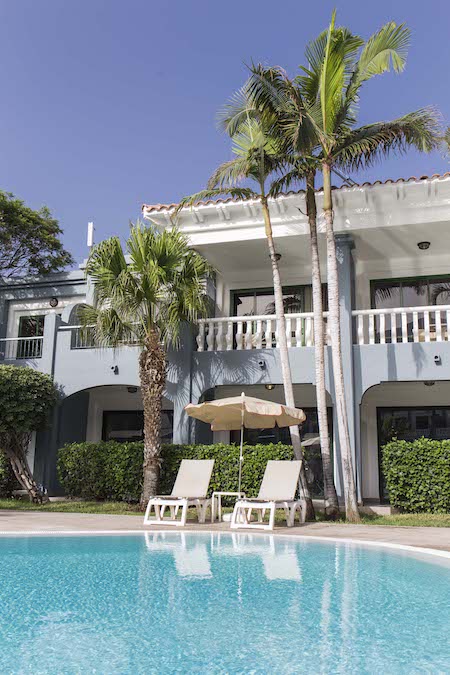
[[417, 241, 430, 250], [49, 297, 59, 308], [424, 381, 435, 387], [265, 383, 275, 391], [127, 386, 138, 394], [111, 365, 119, 375]]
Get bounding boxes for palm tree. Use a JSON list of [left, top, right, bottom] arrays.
[[265, 157, 339, 518], [177, 113, 316, 521], [79, 221, 213, 507], [245, 16, 441, 521]]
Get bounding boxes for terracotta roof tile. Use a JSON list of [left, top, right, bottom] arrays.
[[142, 172, 450, 214]]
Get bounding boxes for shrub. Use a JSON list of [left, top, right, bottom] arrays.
[[0, 365, 57, 502], [58, 441, 300, 502], [382, 438, 450, 513]]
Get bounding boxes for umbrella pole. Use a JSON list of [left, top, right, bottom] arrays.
[[238, 423, 243, 495], [238, 392, 244, 494]]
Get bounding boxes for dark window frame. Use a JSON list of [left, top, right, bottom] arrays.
[[370, 274, 450, 309], [231, 284, 328, 317], [102, 409, 173, 443]]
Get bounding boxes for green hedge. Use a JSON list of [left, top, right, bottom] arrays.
[[57, 442, 298, 502], [382, 438, 450, 513]]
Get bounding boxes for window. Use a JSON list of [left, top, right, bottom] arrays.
[[372, 276, 450, 309], [230, 407, 332, 497], [16, 315, 44, 358], [371, 276, 450, 342], [232, 285, 327, 317], [377, 407, 450, 501], [102, 410, 173, 443]]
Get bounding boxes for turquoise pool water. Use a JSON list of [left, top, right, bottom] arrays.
[[0, 533, 449, 674]]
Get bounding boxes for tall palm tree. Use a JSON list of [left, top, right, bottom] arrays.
[[245, 16, 441, 521], [265, 157, 339, 518], [80, 221, 213, 507], [177, 114, 316, 521]]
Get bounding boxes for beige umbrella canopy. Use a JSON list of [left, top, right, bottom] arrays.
[[185, 393, 306, 493]]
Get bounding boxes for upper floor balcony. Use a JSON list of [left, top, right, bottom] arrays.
[[3, 303, 449, 367], [195, 304, 450, 351]]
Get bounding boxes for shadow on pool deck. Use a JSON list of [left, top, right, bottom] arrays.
[[0, 510, 450, 553]]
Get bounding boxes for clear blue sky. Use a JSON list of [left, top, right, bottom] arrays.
[[1, 0, 449, 266]]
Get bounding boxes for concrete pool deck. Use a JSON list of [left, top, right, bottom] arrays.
[[0, 510, 449, 553]]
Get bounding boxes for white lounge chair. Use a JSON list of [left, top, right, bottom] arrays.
[[143, 459, 214, 527], [230, 460, 302, 531]]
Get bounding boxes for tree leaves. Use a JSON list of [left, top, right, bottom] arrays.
[[0, 191, 73, 278]]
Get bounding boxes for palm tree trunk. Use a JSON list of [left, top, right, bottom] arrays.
[[1, 434, 49, 503], [139, 329, 167, 509], [306, 172, 340, 518], [322, 161, 360, 523], [261, 194, 315, 521]]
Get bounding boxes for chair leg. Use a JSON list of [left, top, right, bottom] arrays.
[[143, 499, 153, 525], [268, 503, 276, 530], [180, 501, 188, 526], [198, 501, 208, 524]]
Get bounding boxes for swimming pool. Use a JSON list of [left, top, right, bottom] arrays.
[[0, 532, 449, 674]]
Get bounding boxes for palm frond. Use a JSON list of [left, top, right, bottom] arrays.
[[175, 186, 257, 216], [334, 107, 441, 170], [82, 222, 213, 350]]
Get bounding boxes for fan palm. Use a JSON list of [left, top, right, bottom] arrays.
[[244, 14, 441, 521], [177, 113, 316, 521], [79, 221, 213, 506]]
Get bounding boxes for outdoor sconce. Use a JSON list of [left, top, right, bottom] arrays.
[[265, 383, 275, 391], [434, 355, 442, 366], [111, 365, 119, 375], [417, 241, 430, 250]]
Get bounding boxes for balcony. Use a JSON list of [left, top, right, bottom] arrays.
[[195, 305, 450, 352], [0, 336, 43, 361], [353, 305, 450, 345], [196, 312, 329, 352]]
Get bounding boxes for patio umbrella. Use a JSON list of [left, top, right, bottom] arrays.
[[185, 392, 306, 494]]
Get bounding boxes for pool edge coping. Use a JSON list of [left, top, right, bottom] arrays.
[[1, 528, 450, 561]]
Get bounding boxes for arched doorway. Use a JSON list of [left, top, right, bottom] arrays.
[[360, 380, 450, 502], [34, 384, 173, 495]]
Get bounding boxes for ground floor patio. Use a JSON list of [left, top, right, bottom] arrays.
[[1, 511, 450, 554]]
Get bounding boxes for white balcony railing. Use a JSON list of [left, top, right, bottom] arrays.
[[0, 336, 43, 360], [196, 313, 329, 352], [353, 305, 450, 345]]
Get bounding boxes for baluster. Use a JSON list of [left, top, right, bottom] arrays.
[[435, 310, 442, 342], [196, 322, 205, 352], [255, 320, 263, 349], [236, 320, 244, 350], [275, 319, 280, 348], [285, 317, 292, 347], [412, 311, 419, 343], [424, 310, 430, 342], [357, 314, 364, 345], [265, 319, 272, 348], [245, 320, 253, 349], [206, 321, 215, 351], [305, 317, 313, 347], [369, 314, 375, 345], [226, 321, 233, 351], [390, 313, 397, 344], [295, 318, 301, 347], [325, 317, 331, 346], [401, 312, 408, 343], [379, 313, 386, 344], [216, 322, 225, 351]]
